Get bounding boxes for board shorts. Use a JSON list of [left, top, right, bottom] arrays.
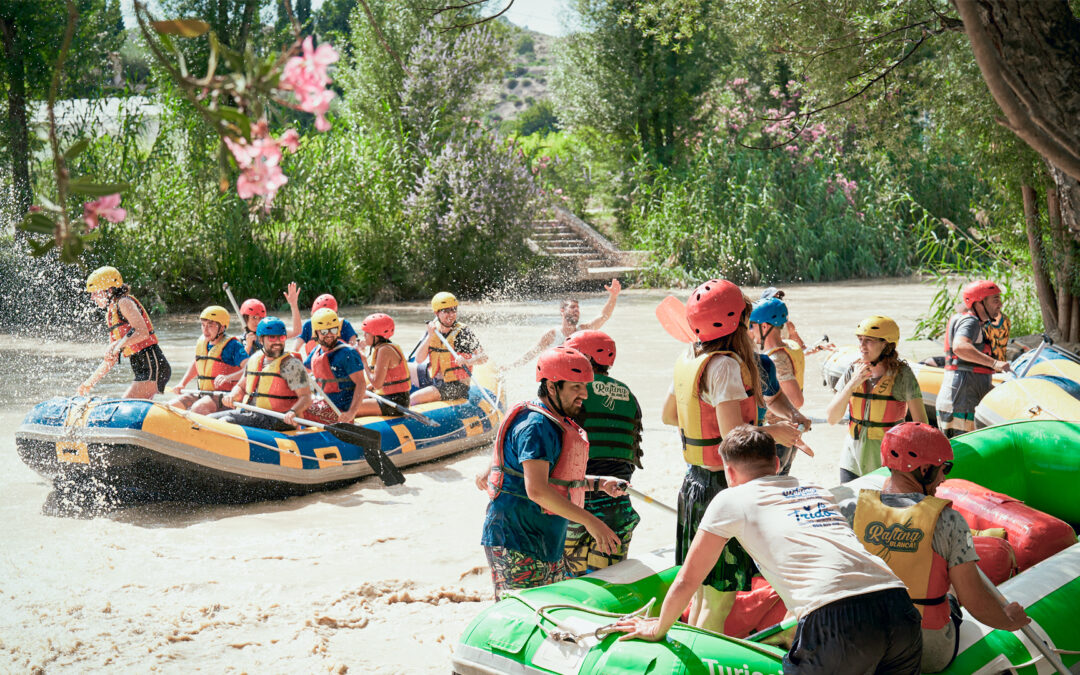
[[483, 546, 567, 600], [784, 588, 922, 675], [564, 492, 640, 576], [376, 391, 410, 417], [677, 465, 756, 592], [130, 344, 171, 393], [435, 379, 470, 401], [936, 369, 992, 437]]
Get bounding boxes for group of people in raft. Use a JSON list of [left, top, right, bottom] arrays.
[[81, 264, 1027, 674]]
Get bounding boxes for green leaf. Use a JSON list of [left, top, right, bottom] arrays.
[[27, 239, 56, 257], [214, 106, 252, 139], [151, 19, 210, 38], [18, 213, 57, 235], [82, 229, 102, 243], [63, 138, 91, 161], [68, 178, 130, 197]]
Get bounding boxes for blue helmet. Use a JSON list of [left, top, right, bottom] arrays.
[[750, 297, 788, 328], [256, 316, 287, 337]]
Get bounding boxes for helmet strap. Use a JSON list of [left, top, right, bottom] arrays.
[[544, 380, 570, 418]]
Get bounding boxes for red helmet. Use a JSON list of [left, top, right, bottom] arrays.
[[564, 330, 616, 367], [240, 298, 267, 318], [686, 279, 747, 341], [536, 346, 594, 383], [312, 293, 338, 313], [881, 423, 953, 472], [961, 281, 1002, 309], [361, 313, 395, 338]]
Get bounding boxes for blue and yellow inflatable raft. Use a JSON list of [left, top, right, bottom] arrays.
[[16, 371, 504, 503]]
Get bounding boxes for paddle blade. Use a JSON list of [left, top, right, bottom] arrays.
[[326, 423, 406, 486], [655, 295, 696, 343]]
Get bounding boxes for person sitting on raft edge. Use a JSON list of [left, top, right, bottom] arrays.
[[614, 425, 923, 675], [411, 292, 487, 405], [479, 346, 626, 599], [168, 305, 248, 414], [80, 265, 172, 399], [357, 313, 411, 417], [837, 422, 1030, 673], [211, 316, 312, 431], [303, 308, 367, 425], [503, 278, 621, 371]]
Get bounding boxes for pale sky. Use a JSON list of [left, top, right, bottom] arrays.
[[124, 0, 569, 36]]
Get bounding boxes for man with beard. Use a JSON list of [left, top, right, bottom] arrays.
[[303, 308, 367, 424], [411, 292, 488, 404], [480, 346, 626, 598], [503, 279, 622, 371], [213, 317, 313, 431]]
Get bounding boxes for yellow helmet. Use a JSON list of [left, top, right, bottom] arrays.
[[199, 305, 230, 330], [85, 266, 123, 293], [856, 315, 900, 344], [431, 291, 458, 312], [312, 307, 342, 332]]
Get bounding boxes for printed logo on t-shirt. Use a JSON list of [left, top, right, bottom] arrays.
[[862, 521, 925, 553], [592, 380, 629, 410], [790, 501, 841, 524]]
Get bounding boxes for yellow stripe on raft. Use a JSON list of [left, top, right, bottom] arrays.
[[391, 423, 417, 453], [141, 405, 250, 461]]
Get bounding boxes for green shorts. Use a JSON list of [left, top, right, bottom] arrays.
[[677, 465, 756, 592]]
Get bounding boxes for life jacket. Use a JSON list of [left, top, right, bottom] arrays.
[[428, 323, 469, 383], [373, 342, 410, 395], [984, 314, 1011, 362], [944, 311, 994, 374], [766, 339, 805, 390], [853, 490, 952, 630], [847, 368, 908, 440], [243, 351, 301, 413], [673, 350, 757, 468], [195, 335, 242, 391], [486, 400, 590, 514], [106, 295, 158, 357], [309, 340, 356, 395], [579, 373, 640, 463]]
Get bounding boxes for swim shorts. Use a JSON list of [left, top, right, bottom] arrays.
[[483, 546, 567, 600], [435, 379, 470, 401], [376, 391, 410, 417], [677, 464, 756, 592], [564, 492, 640, 576], [129, 344, 171, 393]]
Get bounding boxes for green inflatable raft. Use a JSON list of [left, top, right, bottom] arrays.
[[453, 420, 1080, 675]]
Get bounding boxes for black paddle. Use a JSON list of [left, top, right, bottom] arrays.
[[233, 401, 404, 486]]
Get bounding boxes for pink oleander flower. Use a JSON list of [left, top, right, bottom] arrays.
[[223, 125, 300, 208], [82, 193, 126, 231], [280, 36, 339, 131]]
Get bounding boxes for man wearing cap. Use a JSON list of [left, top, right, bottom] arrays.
[[838, 423, 1029, 672], [212, 317, 313, 431], [938, 281, 1011, 437], [169, 306, 249, 414], [479, 346, 625, 598]]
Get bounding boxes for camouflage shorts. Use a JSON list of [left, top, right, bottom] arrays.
[[677, 465, 756, 592], [564, 492, 641, 577], [483, 546, 567, 600]]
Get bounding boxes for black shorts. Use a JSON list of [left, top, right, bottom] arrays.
[[129, 344, 171, 393], [435, 379, 470, 401], [377, 391, 410, 416], [784, 588, 922, 675]]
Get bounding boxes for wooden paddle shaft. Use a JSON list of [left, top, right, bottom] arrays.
[[433, 328, 499, 412], [233, 401, 323, 429]]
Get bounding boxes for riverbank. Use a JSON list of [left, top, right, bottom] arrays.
[[0, 279, 940, 673]]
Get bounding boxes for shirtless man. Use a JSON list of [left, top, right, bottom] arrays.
[[504, 279, 621, 370]]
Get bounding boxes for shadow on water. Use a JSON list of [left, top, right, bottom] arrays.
[[40, 475, 424, 527]]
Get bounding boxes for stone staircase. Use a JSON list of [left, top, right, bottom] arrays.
[[528, 207, 644, 282]]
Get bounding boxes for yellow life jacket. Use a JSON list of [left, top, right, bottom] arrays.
[[984, 314, 1011, 362], [427, 323, 468, 383], [853, 490, 952, 629], [673, 350, 757, 468], [243, 352, 301, 413], [767, 339, 805, 390], [195, 336, 242, 391], [848, 369, 908, 440]]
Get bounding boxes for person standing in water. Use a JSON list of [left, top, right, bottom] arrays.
[[937, 281, 1011, 438], [826, 315, 927, 482], [660, 279, 801, 632], [480, 346, 624, 599], [503, 279, 622, 370], [79, 266, 171, 399], [561, 330, 644, 576]]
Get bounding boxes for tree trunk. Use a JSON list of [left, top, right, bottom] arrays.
[[1072, 295, 1080, 343], [1047, 187, 1072, 338], [954, 0, 1080, 188], [0, 13, 32, 221], [1023, 184, 1059, 335]]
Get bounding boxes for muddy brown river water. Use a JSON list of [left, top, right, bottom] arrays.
[[0, 279, 942, 673]]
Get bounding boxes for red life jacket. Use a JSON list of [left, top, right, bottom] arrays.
[[944, 311, 994, 375], [486, 400, 589, 513], [243, 352, 301, 413], [106, 295, 158, 357], [309, 341, 355, 394], [373, 342, 410, 395], [195, 335, 243, 391]]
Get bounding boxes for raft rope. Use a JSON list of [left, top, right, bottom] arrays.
[[1010, 647, 1080, 671]]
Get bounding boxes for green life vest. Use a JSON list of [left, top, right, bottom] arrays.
[[579, 373, 641, 463]]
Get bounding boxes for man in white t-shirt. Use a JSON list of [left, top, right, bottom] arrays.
[[615, 425, 922, 674]]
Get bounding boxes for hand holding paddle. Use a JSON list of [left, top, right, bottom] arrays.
[[975, 568, 1068, 674], [433, 329, 500, 416], [77, 335, 130, 396]]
